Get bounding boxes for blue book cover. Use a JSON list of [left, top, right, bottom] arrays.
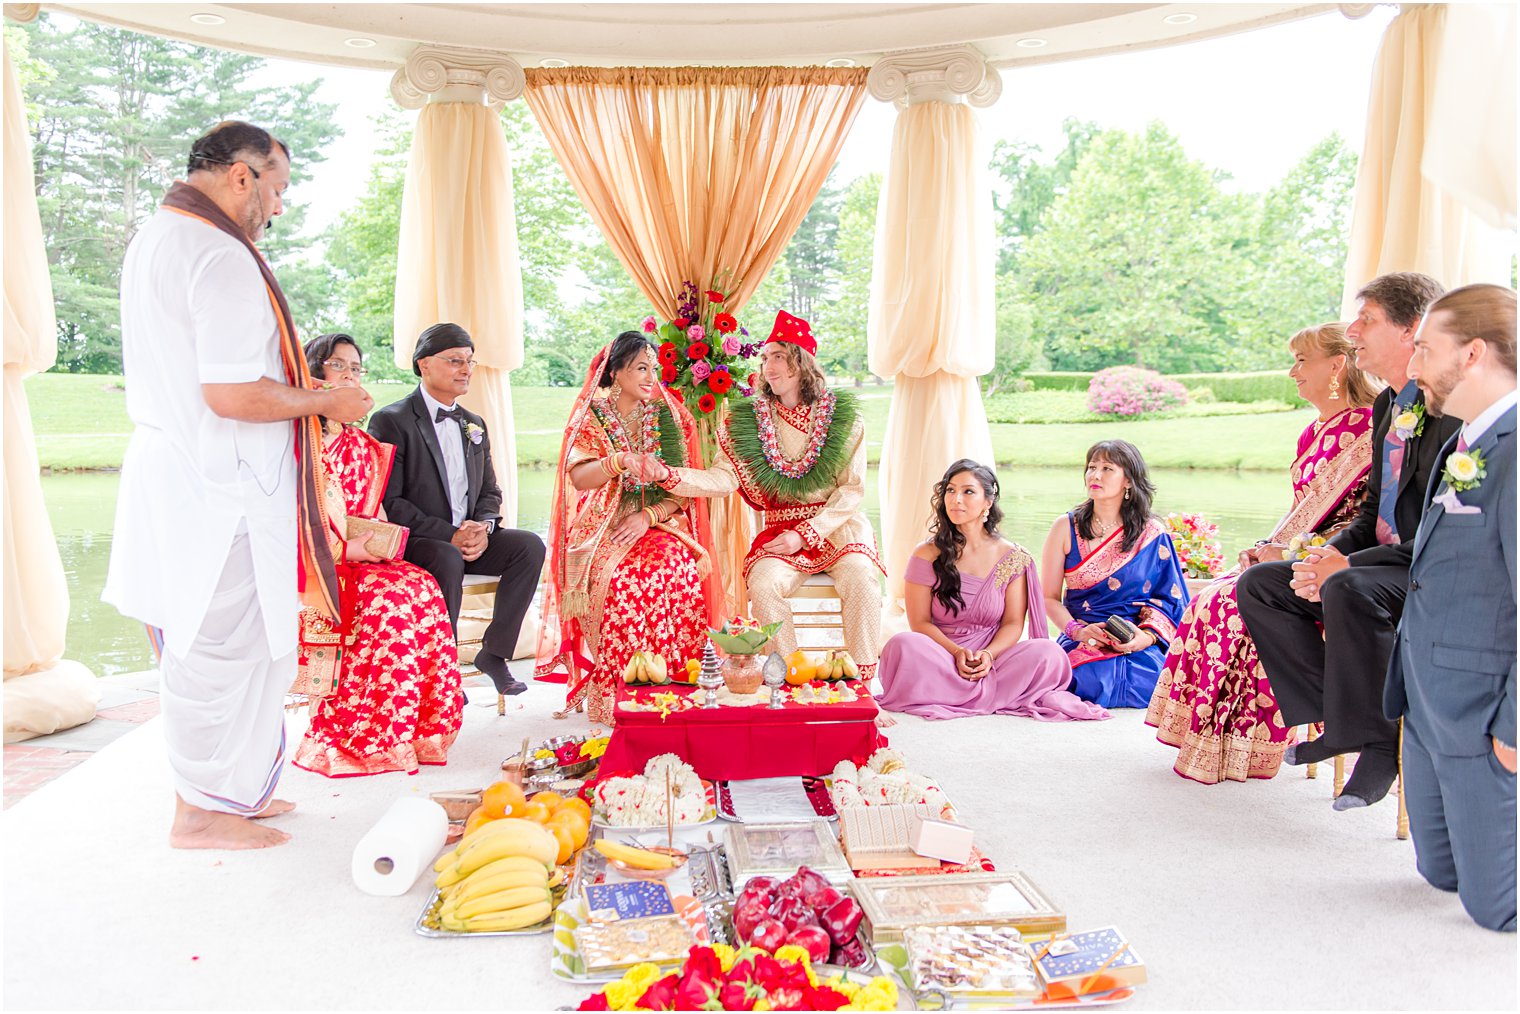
[[584, 880, 676, 921], [1034, 926, 1146, 987]]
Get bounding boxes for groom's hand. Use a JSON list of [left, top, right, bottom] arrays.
[[763, 530, 804, 555]]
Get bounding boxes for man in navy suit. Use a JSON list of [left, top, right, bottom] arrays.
[[369, 323, 545, 697], [1392, 283, 1516, 932]]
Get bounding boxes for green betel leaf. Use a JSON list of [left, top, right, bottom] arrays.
[[726, 391, 858, 505]]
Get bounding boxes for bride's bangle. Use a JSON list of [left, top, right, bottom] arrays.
[[642, 506, 661, 525]]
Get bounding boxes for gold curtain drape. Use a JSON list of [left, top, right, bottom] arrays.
[[1341, 3, 1515, 316], [393, 100, 524, 526], [869, 100, 996, 601], [3, 41, 97, 740], [522, 65, 870, 613]]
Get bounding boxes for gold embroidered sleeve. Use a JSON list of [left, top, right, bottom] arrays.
[[663, 449, 740, 498], [992, 546, 1034, 590], [801, 417, 868, 544]]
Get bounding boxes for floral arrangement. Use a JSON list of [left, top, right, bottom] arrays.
[[708, 616, 782, 656], [576, 944, 900, 1011], [1443, 448, 1486, 492], [1393, 402, 1426, 440], [1162, 512, 1224, 579], [1087, 366, 1188, 418], [648, 277, 757, 417]]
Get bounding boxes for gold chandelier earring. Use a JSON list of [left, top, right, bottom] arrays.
[[1329, 373, 1341, 401], [608, 381, 623, 404]]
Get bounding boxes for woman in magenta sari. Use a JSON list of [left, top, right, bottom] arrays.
[[877, 460, 1109, 722], [1147, 323, 1377, 783], [1041, 440, 1190, 709]]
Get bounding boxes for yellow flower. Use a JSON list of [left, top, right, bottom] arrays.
[[754, 1001, 773, 1012], [534, 748, 554, 759], [1394, 410, 1419, 432], [603, 980, 639, 1010], [711, 942, 737, 973], [828, 978, 861, 999], [1448, 452, 1480, 483], [623, 963, 661, 991]]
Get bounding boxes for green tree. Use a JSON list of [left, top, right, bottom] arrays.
[[20, 12, 340, 372], [1021, 123, 1247, 372], [988, 118, 1098, 275], [783, 171, 843, 323], [813, 172, 879, 381]]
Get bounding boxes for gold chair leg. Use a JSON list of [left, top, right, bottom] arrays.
[[498, 693, 506, 717], [1396, 719, 1410, 840], [1305, 724, 1318, 780], [1333, 754, 1347, 796]]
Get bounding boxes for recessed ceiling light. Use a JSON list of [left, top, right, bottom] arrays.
[[189, 13, 225, 25], [343, 37, 376, 49], [540, 58, 569, 68], [825, 58, 856, 68], [1015, 38, 1048, 49], [1163, 12, 1199, 25]]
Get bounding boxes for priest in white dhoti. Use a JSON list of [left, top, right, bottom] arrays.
[[104, 122, 372, 850]]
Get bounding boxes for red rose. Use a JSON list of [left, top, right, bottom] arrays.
[[704, 289, 726, 303], [687, 342, 710, 360], [686, 946, 723, 981], [698, 393, 718, 414], [708, 370, 733, 394], [661, 363, 678, 384], [636, 974, 679, 1011], [717, 982, 757, 1011], [659, 342, 679, 365], [767, 987, 810, 1011], [714, 312, 738, 334], [804, 985, 851, 1011], [672, 317, 690, 329], [747, 373, 759, 390], [674, 968, 719, 1010], [576, 991, 611, 1011]]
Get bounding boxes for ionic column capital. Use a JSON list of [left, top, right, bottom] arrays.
[[389, 45, 525, 111], [867, 44, 1001, 109], [3, 4, 41, 23]]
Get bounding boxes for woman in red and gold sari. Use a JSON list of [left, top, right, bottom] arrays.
[[536, 331, 724, 725], [292, 333, 463, 777], [1147, 322, 1378, 784]]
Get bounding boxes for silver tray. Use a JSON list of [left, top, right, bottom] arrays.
[[414, 882, 564, 938], [875, 942, 1138, 1011]]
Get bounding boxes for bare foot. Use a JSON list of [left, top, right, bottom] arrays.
[[171, 796, 291, 850], [875, 713, 898, 729], [251, 799, 296, 819]]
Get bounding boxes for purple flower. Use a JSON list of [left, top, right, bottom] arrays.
[[641, 315, 658, 334], [739, 343, 756, 357], [721, 334, 741, 356], [691, 359, 712, 382], [687, 324, 705, 342], [737, 384, 754, 398]]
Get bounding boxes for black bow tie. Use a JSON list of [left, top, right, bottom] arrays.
[[435, 406, 464, 423]]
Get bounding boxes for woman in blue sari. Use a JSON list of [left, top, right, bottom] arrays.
[[1040, 440, 1189, 708]]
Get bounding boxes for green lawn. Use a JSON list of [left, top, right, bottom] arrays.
[[23, 372, 1311, 472]]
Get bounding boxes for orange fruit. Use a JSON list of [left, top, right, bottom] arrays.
[[559, 797, 592, 823], [519, 800, 553, 824], [481, 781, 527, 819], [531, 791, 564, 812], [463, 805, 496, 837], [548, 810, 590, 849], [548, 822, 576, 864]]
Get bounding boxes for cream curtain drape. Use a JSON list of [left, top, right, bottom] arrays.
[[3, 41, 97, 740], [522, 66, 870, 612], [393, 99, 524, 526], [1341, 3, 1515, 316], [869, 100, 996, 600]]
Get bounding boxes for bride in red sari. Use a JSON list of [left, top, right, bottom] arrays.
[[1147, 322, 1377, 783], [536, 332, 723, 725], [292, 334, 463, 777]]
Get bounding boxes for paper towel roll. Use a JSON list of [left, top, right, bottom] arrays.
[[351, 798, 449, 896]]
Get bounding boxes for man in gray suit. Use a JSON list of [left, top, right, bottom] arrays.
[[1391, 283, 1516, 932]]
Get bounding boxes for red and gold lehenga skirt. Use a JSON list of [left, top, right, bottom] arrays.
[[573, 530, 708, 727]]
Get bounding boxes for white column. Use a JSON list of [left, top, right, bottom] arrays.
[[866, 46, 1000, 601], [391, 46, 527, 526], [3, 28, 99, 741]]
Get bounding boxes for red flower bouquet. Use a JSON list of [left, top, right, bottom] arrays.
[[649, 276, 758, 429]]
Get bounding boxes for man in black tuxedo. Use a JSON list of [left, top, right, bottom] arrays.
[[369, 323, 545, 697], [1238, 272, 1461, 809]]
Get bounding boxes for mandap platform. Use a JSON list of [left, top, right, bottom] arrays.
[[598, 680, 885, 781], [3, 683, 1516, 1010]]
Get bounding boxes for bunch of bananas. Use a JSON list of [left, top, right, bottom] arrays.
[[621, 650, 669, 685], [815, 650, 860, 681], [431, 818, 560, 932]]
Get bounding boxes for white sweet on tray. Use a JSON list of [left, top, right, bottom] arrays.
[[830, 748, 952, 814]]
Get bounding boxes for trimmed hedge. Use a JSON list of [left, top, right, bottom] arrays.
[[1023, 369, 1303, 405]]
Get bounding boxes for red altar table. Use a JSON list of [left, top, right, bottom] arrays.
[[598, 682, 886, 782]]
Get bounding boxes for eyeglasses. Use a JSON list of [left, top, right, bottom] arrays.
[[323, 360, 367, 378], [193, 154, 261, 180], [437, 356, 476, 371]]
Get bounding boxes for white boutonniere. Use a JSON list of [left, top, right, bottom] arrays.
[[1442, 448, 1486, 492], [463, 422, 484, 446], [1393, 403, 1425, 440]]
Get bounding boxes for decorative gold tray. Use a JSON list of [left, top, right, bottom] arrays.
[[852, 870, 1065, 945]]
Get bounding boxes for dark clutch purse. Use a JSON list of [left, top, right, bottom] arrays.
[[1104, 616, 1141, 644]]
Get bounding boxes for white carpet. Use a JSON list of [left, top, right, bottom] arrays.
[[4, 686, 1515, 1011]]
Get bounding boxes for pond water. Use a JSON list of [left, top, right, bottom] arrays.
[[45, 465, 1287, 677]]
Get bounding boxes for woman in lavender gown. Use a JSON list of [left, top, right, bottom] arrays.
[[876, 460, 1111, 722]]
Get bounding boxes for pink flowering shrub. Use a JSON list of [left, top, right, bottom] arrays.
[[1086, 366, 1188, 417]]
